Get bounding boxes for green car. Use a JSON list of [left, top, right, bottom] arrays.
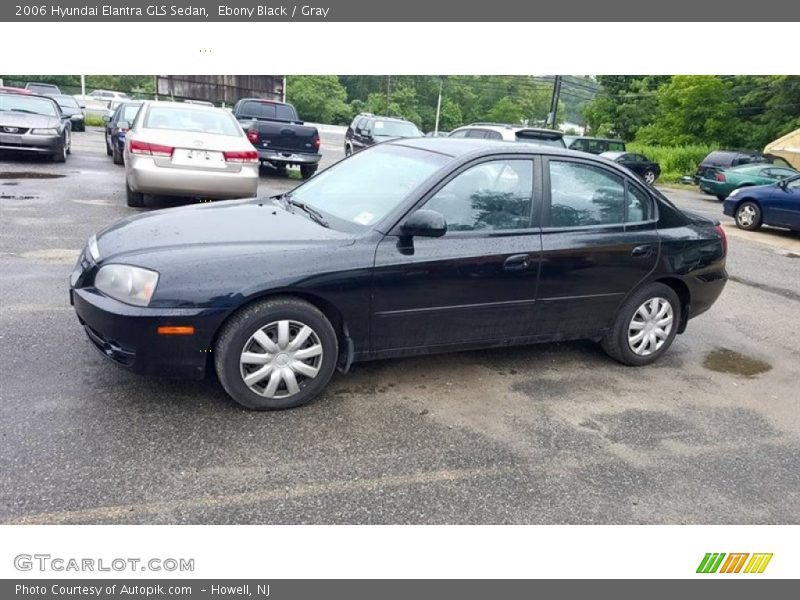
[[699, 164, 798, 200]]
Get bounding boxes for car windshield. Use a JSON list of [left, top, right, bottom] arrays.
[[143, 106, 241, 136], [53, 95, 79, 110], [0, 94, 58, 116], [373, 120, 421, 138], [289, 144, 449, 228], [770, 156, 793, 168], [120, 104, 142, 122]]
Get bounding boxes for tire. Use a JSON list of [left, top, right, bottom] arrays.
[[643, 169, 657, 185], [300, 164, 318, 180], [112, 143, 123, 165], [715, 194, 727, 201], [106, 136, 113, 156], [345, 144, 352, 157], [125, 180, 144, 207], [275, 164, 288, 177], [601, 282, 681, 367], [52, 138, 67, 163], [214, 297, 338, 410], [735, 201, 762, 231]]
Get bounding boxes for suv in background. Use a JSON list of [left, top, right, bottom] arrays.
[[694, 150, 793, 183], [345, 113, 422, 155], [25, 82, 61, 95], [564, 136, 626, 154], [449, 123, 566, 148]]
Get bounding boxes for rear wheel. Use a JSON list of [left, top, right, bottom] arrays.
[[214, 297, 338, 410], [601, 283, 681, 366], [735, 201, 762, 231], [300, 164, 318, 180], [112, 143, 123, 165], [105, 136, 113, 156], [125, 181, 144, 207], [643, 169, 656, 185], [275, 164, 288, 177]]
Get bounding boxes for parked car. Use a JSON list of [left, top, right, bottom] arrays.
[[601, 151, 661, 185], [72, 139, 727, 410], [564, 136, 626, 154], [47, 94, 86, 132], [25, 82, 61, 95], [86, 90, 130, 101], [0, 86, 32, 95], [345, 113, 422, 155], [123, 101, 259, 207], [232, 98, 321, 180], [694, 150, 792, 184], [723, 174, 800, 232], [699, 163, 798, 201], [104, 101, 143, 164], [0, 91, 71, 162], [449, 123, 566, 148]]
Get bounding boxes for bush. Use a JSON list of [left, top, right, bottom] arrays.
[[84, 115, 106, 127], [627, 142, 714, 182]]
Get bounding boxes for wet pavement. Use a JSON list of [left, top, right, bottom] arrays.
[[1, 131, 798, 524]]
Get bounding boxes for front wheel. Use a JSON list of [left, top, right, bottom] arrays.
[[300, 164, 318, 180], [345, 144, 352, 157], [601, 283, 681, 366], [716, 194, 727, 201], [643, 169, 657, 185], [52, 137, 67, 163], [125, 181, 144, 207], [214, 297, 338, 410], [735, 201, 762, 231]]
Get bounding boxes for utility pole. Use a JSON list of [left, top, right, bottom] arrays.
[[547, 75, 562, 128], [386, 75, 391, 113], [80, 75, 86, 97], [434, 77, 443, 135]]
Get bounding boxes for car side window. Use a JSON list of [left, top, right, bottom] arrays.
[[608, 142, 625, 152], [626, 183, 653, 223], [424, 160, 534, 232], [355, 117, 367, 132], [484, 130, 503, 140], [449, 129, 469, 138], [466, 129, 487, 139], [548, 161, 625, 227], [787, 178, 800, 191]]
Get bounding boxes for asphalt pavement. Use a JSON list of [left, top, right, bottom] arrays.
[[1, 129, 798, 524]]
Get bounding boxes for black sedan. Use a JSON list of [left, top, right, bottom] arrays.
[[0, 92, 71, 162], [48, 94, 86, 132], [601, 151, 661, 185], [71, 139, 727, 410]]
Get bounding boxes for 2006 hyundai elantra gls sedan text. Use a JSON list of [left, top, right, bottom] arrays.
[[70, 139, 728, 410]]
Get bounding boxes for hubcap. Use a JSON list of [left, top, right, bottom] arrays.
[[239, 320, 323, 399], [738, 205, 756, 227], [645, 171, 655, 184], [627, 297, 673, 356]]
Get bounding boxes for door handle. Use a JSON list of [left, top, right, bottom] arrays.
[[631, 245, 654, 258], [504, 254, 530, 271]]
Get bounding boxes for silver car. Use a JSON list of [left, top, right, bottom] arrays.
[[124, 101, 259, 207]]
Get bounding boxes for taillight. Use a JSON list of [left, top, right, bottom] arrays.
[[715, 172, 726, 182], [224, 150, 259, 163], [313, 135, 321, 151], [129, 139, 174, 157], [714, 224, 727, 256], [246, 129, 259, 145]]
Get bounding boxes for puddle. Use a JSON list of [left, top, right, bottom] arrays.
[[1, 194, 36, 200], [0, 171, 65, 179], [702, 348, 771, 378], [2, 181, 19, 186]]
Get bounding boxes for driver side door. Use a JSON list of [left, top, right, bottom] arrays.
[[370, 156, 543, 355]]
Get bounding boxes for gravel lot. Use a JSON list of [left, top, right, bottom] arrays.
[[1, 128, 798, 524]]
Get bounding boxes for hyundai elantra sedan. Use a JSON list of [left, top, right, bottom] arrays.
[[71, 139, 728, 410]]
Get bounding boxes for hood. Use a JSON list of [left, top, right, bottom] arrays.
[[0, 111, 61, 129], [96, 198, 353, 261]]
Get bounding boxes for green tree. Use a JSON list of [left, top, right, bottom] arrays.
[[487, 97, 524, 124], [286, 75, 350, 124]]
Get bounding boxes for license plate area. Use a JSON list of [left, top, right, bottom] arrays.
[[171, 148, 226, 169]]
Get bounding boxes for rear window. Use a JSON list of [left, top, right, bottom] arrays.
[[54, 96, 79, 110], [120, 104, 141, 122], [373, 120, 421, 138], [516, 131, 566, 148], [237, 100, 296, 121], [143, 106, 242, 136]]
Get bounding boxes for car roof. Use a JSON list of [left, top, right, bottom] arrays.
[[390, 137, 608, 161], [140, 100, 226, 112]]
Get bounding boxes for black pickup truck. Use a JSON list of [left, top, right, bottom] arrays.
[[232, 98, 321, 179]]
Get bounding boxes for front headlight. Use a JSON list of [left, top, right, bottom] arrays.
[[95, 264, 159, 307], [728, 188, 740, 197], [31, 128, 59, 135], [87, 234, 100, 261]]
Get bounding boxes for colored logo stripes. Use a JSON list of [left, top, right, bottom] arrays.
[[697, 553, 773, 573]]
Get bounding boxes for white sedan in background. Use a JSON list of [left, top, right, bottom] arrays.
[[124, 101, 259, 207]]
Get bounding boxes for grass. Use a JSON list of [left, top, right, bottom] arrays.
[[84, 115, 106, 127], [628, 142, 714, 183]]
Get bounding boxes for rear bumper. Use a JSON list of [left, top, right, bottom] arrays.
[[71, 287, 230, 379], [258, 149, 321, 165], [127, 155, 259, 199], [686, 270, 728, 322]]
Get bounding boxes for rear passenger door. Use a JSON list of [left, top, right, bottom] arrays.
[[535, 157, 659, 337]]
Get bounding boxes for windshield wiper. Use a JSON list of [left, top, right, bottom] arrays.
[[282, 194, 329, 228]]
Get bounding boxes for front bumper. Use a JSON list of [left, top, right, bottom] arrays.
[[0, 131, 60, 153], [71, 287, 230, 379], [257, 149, 321, 165], [127, 155, 259, 199]]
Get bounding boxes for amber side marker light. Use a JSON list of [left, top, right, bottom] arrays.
[[157, 326, 195, 336]]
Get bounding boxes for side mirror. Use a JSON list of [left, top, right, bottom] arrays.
[[401, 209, 447, 238], [79, 104, 86, 109]]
